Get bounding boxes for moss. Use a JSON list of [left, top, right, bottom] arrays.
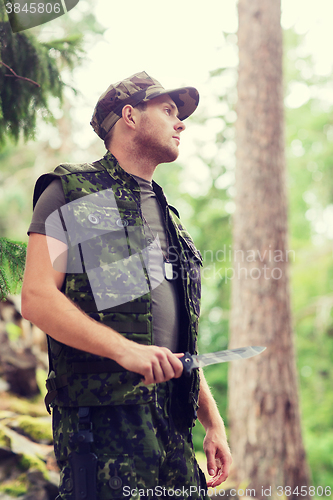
[[18, 453, 49, 479], [1, 392, 46, 417], [0, 426, 11, 448], [14, 415, 53, 444], [0, 473, 27, 496]]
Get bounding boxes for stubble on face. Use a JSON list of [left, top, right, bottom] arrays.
[[133, 104, 180, 167]]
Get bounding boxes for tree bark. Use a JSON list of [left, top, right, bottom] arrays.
[[228, 0, 311, 497]]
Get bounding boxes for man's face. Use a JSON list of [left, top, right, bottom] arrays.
[[133, 95, 186, 165]]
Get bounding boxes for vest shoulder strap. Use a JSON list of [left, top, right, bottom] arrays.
[[53, 161, 103, 175], [32, 160, 105, 209], [169, 204, 180, 218]]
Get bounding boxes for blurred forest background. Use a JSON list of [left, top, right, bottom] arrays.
[[0, 0, 333, 497]]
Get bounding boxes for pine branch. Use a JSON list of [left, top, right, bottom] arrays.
[[0, 60, 40, 87], [0, 237, 27, 300], [0, 23, 84, 144], [0, 267, 10, 300]]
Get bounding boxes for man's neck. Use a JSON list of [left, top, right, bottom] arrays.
[[108, 146, 156, 182]]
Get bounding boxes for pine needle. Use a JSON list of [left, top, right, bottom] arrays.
[[0, 237, 27, 300]]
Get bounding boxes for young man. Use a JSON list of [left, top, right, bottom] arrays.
[[22, 71, 232, 499]]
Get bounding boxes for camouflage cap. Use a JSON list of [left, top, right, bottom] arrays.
[[90, 71, 199, 140]]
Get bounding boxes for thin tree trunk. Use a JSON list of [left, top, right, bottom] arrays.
[[228, 0, 311, 497]]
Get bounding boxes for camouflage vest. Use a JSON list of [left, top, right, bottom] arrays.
[[34, 153, 202, 421]]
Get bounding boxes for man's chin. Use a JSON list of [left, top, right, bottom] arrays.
[[164, 148, 179, 163], [154, 146, 179, 165]]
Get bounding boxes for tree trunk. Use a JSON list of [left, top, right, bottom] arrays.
[[228, 0, 311, 497]]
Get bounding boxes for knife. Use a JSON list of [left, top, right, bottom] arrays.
[[180, 346, 266, 376]]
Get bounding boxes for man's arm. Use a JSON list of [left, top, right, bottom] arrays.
[[21, 233, 183, 385], [197, 369, 232, 487]]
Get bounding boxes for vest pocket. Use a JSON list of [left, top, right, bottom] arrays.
[[58, 463, 74, 499], [59, 455, 138, 499], [97, 454, 137, 498]]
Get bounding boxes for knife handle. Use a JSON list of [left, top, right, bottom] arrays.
[[179, 352, 193, 377]]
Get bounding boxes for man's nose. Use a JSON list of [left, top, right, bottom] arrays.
[[175, 119, 186, 132]]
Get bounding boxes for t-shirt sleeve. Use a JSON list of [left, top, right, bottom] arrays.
[[28, 179, 67, 243]]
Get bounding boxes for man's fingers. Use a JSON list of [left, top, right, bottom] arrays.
[[206, 461, 223, 488], [207, 469, 227, 488], [128, 346, 186, 385], [206, 454, 232, 487], [153, 353, 181, 382], [169, 353, 184, 378], [153, 359, 169, 383], [141, 351, 184, 384], [206, 447, 217, 478]]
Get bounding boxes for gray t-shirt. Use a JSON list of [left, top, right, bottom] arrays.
[[28, 177, 180, 352]]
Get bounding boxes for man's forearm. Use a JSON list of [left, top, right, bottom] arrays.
[[22, 281, 131, 361], [197, 369, 227, 434]]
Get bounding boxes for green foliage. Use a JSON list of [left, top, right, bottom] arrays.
[[0, 237, 26, 299], [283, 28, 333, 489], [0, 10, 84, 145], [304, 430, 333, 487]]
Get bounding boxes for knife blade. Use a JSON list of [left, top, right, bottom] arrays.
[[180, 346, 266, 377]]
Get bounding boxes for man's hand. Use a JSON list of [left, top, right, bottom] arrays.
[[203, 427, 232, 487], [116, 342, 184, 385], [197, 369, 232, 487]]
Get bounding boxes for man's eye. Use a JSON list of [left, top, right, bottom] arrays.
[[165, 108, 171, 115]]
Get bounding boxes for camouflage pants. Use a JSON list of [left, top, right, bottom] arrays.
[[53, 382, 208, 499]]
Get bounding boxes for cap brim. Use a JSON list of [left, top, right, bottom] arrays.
[[144, 86, 199, 121]]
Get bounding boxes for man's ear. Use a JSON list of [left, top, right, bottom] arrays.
[[122, 105, 138, 130]]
